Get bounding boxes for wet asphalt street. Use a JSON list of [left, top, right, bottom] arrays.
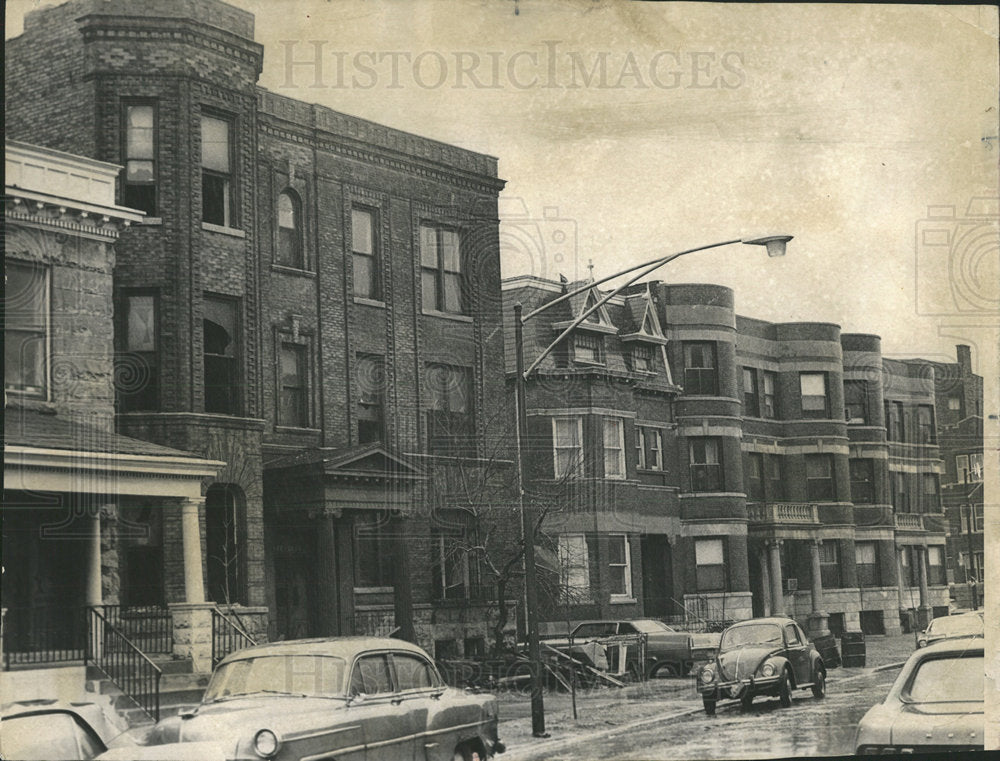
[[501, 666, 900, 760]]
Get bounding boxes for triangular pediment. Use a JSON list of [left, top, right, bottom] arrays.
[[265, 444, 426, 481], [623, 288, 666, 341], [555, 281, 617, 334]]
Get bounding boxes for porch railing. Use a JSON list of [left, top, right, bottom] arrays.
[[212, 607, 257, 668], [2, 605, 86, 669], [98, 604, 172, 654], [86, 607, 161, 722]]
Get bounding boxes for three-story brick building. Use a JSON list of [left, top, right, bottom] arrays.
[[503, 275, 953, 637], [6, 0, 509, 661]]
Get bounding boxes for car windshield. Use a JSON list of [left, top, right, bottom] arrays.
[[904, 653, 983, 703], [629, 619, 674, 634], [927, 616, 983, 636], [720, 623, 783, 651], [203, 655, 348, 702]]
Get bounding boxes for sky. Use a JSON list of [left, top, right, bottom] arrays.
[[6, 0, 999, 367]]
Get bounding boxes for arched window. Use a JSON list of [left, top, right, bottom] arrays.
[[206, 484, 246, 605], [277, 191, 303, 268]]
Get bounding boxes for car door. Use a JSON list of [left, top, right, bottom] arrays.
[[391, 651, 451, 761], [348, 652, 419, 761], [782, 623, 811, 685]]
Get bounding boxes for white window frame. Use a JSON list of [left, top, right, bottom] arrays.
[[603, 417, 626, 480], [607, 534, 633, 601], [552, 416, 584, 480], [694, 538, 726, 592], [637, 427, 663, 471]]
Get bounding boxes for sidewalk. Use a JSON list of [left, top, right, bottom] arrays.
[[495, 632, 917, 754]]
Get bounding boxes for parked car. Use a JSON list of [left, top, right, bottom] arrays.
[[854, 636, 983, 754], [696, 617, 826, 715], [0, 701, 114, 760], [916, 610, 984, 648], [545, 618, 719, 678], [104, 637, 505, 761]]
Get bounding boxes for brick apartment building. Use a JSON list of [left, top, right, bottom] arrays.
[[5, 0, 510, 672], [927, 346, 985, 610], [503, 276, 955, 637]]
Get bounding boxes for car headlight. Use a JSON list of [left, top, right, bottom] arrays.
[[760, 662, 776, 677], [254, 729, 281, 758], [699, 666, 715, 683]]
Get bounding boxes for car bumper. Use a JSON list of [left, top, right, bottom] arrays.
[[699, 675, 780, 700]]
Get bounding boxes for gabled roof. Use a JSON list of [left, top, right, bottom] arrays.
[[621, 288, 668, 344], [553, 280, 617, 334], [265, 443, 426, 481]]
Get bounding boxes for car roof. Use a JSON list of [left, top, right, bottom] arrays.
[[725, 617, 796, 627], [918, 635, 984, 656], [217, 636, 429, 665]]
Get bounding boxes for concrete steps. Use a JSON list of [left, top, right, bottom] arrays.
[[86, 656, 211, 728]]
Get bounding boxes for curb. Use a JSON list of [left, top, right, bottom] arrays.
[[872, 661, 907, 672]]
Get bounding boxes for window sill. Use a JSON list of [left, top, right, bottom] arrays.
[[271, 264, 315, 278], [609, 597, 637, 605], [354, 296, 386, 308], [138, 217, 163, 226], [422, 310, 473, 323], [636, 467, 665, 473], [354, 586, 394, 594], [202, 222, 245, 238], [573, 359, 607, 368], [274, 425, 321, 434], [604, 475, 627, 481]]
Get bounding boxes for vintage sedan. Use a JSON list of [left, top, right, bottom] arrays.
[[916, 610, 984, 648], [854, 636, 983, 754], [696, 617, 826, 715], [0, 701, 114, 760], [546, 619, 719, 678], [105, 637, 505, 761]]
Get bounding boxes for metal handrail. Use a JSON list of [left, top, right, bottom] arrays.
[[85, 607, 162, 722], [211, 607, 257, 668]]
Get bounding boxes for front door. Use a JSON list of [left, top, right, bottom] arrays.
[[274, 554, 318, 640], [640, 535, 673, 617]]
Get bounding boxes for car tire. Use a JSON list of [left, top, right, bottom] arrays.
[[811, 669, 826, 699], [740, 693, 754, 711], [703, 697, 716, 716], [453, 743, 479, 761], [778, 668, 792, 707], [652, 662, 679, 679]]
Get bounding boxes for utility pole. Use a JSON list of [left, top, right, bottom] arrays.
[[964, 470, 979, 610]]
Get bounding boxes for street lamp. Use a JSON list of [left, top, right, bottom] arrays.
[[512, 235, 791, 737]]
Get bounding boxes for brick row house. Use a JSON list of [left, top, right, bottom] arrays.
[[503, 276, 959, 637], [5, 0, 512, 704]]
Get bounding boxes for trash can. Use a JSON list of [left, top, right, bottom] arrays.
[[813, 633, 841, 669], [840, 631, 866, 668]]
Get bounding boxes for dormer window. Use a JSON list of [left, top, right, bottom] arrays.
[[574, 333, 604, 364], [632, 345, 655, 372]]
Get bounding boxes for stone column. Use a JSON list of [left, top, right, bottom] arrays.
[[917, 545, 931, 628], [808, 539, 829, 636], [180, 497, 206, 604], [316, 511, 340, 636], [768, 540, 785, 616], [86, 508, 103, 608], [759, 547, 772, 616]]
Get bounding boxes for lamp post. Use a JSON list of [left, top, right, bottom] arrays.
[[964, 470, 979, 610], [512, 235, 791, 737]]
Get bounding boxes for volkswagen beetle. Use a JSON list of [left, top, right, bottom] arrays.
[[696, 617, 826, 715], [104, 637, 505, 761]]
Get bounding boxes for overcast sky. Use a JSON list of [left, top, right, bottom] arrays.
[[6, 1, 998, 365]]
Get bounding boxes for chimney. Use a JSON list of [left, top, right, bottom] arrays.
[[956, 344, 972, 374]]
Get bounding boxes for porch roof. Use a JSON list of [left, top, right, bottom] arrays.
[[264, 443, 427, 482]]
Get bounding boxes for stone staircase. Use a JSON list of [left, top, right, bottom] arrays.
[[86, 656, 211, 729]]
